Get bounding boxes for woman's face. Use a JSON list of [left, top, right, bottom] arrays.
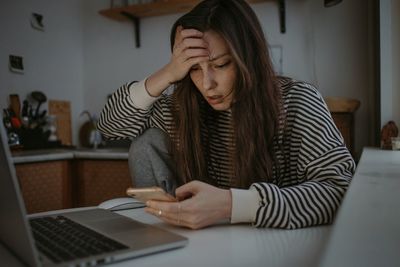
[[189, 30, 236, 111]]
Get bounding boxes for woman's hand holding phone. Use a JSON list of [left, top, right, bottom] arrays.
[[144, 181, 232, 230]]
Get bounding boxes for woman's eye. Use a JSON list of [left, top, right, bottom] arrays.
[[190, 66, 200, 71], [215, 61, 231, 69]]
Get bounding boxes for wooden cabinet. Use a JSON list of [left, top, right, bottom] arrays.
[[325, 97, 360, 159], [74, 159, 133, 207], [330, 113, 355, 155], [15, 160, 72, 214], [15, 157, 132, 214]]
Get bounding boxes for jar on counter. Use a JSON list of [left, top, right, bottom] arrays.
[[391, 137, 400, 150]]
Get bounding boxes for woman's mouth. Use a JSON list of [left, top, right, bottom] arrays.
[[207, 95, 224, 105]]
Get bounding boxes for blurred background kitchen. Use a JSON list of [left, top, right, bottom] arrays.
[[0, 0, 399, 213]]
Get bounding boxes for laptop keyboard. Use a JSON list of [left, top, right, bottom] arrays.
[[29, 216, 129, 263]]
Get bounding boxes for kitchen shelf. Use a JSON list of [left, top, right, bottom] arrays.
[[99, 0, 286, 47]]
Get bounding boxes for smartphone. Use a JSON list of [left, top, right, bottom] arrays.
[[126, 187, 177, 203]]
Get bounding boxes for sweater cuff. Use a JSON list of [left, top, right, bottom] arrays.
[[230, 188, 260, 224], [128, 79, 160, 109]]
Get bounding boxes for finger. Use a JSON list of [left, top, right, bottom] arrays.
[[145, 207, 189, 227], [174, 27, 203, 47], [181, 38, 208, 49], [145, 206, 166, 217], [173, 56, 209, 77], [180, 28, 204, 39], [144, 207, 161, 217], [182, 48, 209, 61], [146, 200, 181, 213], [145, 206, 178, 220], [174, 38, 208, 56], [174, 29, 205, 50], [180, 56, 210, 71], [161, 215, 190, 228], [174, 25, 184, 45], [175, 181, 203, 199], [174, 185, 196, 201], [159, 212, 202, 230]]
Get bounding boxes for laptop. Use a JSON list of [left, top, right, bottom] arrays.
[[0, 125, 188, 267]]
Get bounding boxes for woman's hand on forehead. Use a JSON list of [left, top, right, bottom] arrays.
[[159, 26, 210, 84], [144, 27, 209, 96]]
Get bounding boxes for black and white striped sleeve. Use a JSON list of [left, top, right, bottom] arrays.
[[251, 83, 355, 229], [97, 81, 170, 140]]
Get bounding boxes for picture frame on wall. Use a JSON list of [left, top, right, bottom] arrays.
[[9, 55, 24, 74]]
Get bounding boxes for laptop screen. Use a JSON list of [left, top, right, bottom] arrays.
[[0, 124, 41, 266]]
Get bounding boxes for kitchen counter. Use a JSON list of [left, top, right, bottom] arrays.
[[12, 148, 129, 164]]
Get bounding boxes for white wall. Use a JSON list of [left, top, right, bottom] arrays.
[[391, 0, 400, 127], [380, 0, 393, 128], [380, 0, 400, 128], [0, 0, 84, 145], [0, 0, 375, 157], [81, 0, 179, 115]]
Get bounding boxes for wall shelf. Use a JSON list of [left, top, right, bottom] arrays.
[[99, 0, 285, 47]]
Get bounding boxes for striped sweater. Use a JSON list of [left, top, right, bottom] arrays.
[[98, 77, 355, 229]]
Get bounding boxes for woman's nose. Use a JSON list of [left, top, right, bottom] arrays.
[[202, 69, 216, 90]]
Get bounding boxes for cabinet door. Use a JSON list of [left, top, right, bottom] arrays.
[[331, 113, 354, 157], [15, 160, 72, 214], [75, 160, 133, 207]]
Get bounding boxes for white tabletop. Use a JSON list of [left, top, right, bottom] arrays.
[[110, 209, 331, 267], [320, 147, 400, 267]]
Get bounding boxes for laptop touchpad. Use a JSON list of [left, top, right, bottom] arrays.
[[88, 217, 146, 234], [63, 209, 146, 234]]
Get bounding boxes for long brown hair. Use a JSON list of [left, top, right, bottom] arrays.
[[169, 0, 282, 188]]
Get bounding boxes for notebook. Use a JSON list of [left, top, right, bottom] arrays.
[[0, 125, 187, 266]]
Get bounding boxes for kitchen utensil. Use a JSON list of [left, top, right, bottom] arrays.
[[48, 100, 72, 146], [38, 110, 47, 119], [9, 94, 21, 119], [2, 109, 12, 130], [28, 104, 33, 119], [8, 132, 20, 146], [21, 100, 28, 117], [11, 117, 21, 128], [31, 91, 47, 119], [21, 100, 30, 127], [47, 115, 58, 142]]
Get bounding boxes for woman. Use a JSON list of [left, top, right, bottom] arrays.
[[98, 0, 355, 229]]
